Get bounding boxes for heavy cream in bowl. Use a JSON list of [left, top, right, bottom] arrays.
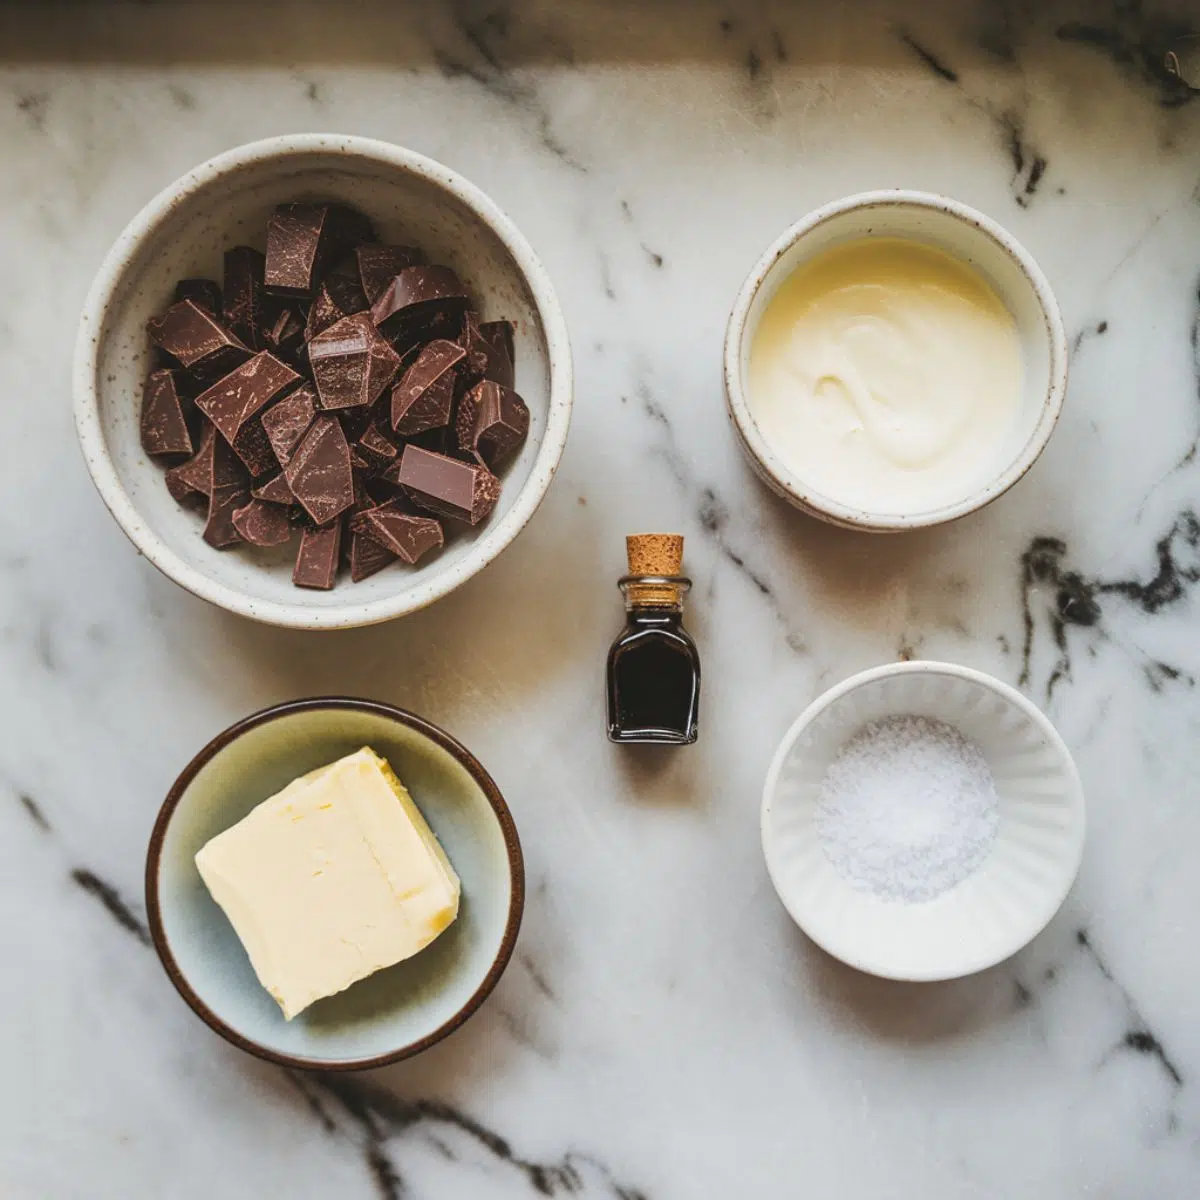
[[725, 191, 1068, 531], [748, 239, 1022, 515]]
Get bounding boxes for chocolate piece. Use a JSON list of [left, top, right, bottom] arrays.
[[263, 304, 307, 369], [231, 498, 292, 547], [261, 383, 317, 467], [309, 313, 401, 410], [203, 437, 251, 549], [370, 265, 470, 345], [223, 246, 267, 349], [174, 278, 221, 315], [391, 339, 464, 435], [285, 414, 355, 526], [147, 300, 250, 383], [165, 424, 217, 503], [355, 244, 424, 305], [456, 380, 530, 467], [141, 369, 193, 457], [194, 351, 300, 448], [349, 530, 397, 582], [354, 501, 443, 564], [305, 274, 367, 341], [389, 444, 500, 526], [231, 418, 278, 477], [459, 313, 515, 389], [264, 203, 374, 297], [251, 471, 295, 505], [352, 421, 398, 474], [293, 521, 343, 590]]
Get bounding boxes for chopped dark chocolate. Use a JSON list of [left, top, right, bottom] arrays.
[[264, 203, 374, 297], [389, 444, 500, 526], [391, 339, 464, 435], [284, 413, 355, 526], [459, 312, 515, 390], [456, 380, 530, 468], [141, 369, 194, 457], [194, 351, 300, 447], [231, 498, 293, 547], [263, 305, 307, 368], [305, 274, 368, 342], [260, 382, 317, 467], [165, 424, 217, 504], [223, 246, 267, 349], [371, 265, 470, 345], [309, 313, 401, 410], [147, 300, 251, 383], [352, 421, 399, 474], [251, 471, 295, 505], [355, 244, 424, 305], [203, 437, 251, 549], [293, 521, 343, 589], [231, 417, 278, 477], [174, 278, 222, 315], [349, 530, 398, 582], [354, 501, 443, 564]]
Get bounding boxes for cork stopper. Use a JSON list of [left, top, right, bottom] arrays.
[[626, 533, 684, 577]]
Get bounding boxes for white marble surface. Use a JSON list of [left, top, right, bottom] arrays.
[[4, 0, 1200, 1195]]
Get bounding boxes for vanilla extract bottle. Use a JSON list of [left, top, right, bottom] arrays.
[[606, 534, 700, 745]]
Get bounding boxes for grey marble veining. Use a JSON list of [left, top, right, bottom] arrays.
[[3, 0, 1200, 1195]]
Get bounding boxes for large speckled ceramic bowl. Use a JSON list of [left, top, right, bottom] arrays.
[[75, 134, 572, 629], [724, 190, 1067, 532], [146, 698, 523, 1070], [762, 661, 1085, 981]]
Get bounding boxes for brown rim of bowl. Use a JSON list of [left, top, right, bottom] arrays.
[[144, 696, 525, 1073]]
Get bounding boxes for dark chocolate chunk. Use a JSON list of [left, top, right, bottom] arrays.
[[354, 501, 443, 564], [305, 274, 368, 342], [251, 471, 295, 505], [194, 351, 300, 447], [456, 380, 529, 467], [231, 418, 278, 477], [147, 300, 251, 383], [203, 437, 251, 549], [141, 369, 193, 457], [459, 312, 515, 390], [261, 383, 317, 467], [284, 414, 355, 526], [352, 421, 398, 474], [370, 265, 470, 345], [293, 521, 343, 590], [231, 498, 293, 547], [391, 339, 464, 435], [165, 423, 217, 504], [174, 278, 222, 315], [263, 304, 307, 369], [389, 444, 500, 526], [349, 530, 398, 582], [223, 246, 267, 349], [264, 203, 374, 297], [309, 313, 401, 410], [355, 244, 424, 305]]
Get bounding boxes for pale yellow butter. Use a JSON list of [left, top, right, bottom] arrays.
[[195, 747, 460, 1020]]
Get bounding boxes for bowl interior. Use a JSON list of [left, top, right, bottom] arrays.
[[151, 704, 520, 1066], [737, 197, 1059, 524], [85, 142, 553, 620], [763, 665, 1084, 981]]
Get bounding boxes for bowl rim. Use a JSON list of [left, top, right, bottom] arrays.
[[74, 133, 573, 629], [723, 188, 1069, 533], [144, 696, 525, 1071], [760, 660, 1086, 981]]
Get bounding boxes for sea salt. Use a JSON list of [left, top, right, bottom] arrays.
[[815, 715, 999, 904]]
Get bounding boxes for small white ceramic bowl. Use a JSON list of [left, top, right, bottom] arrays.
[[761, 661, 1085, 981], [724, 190, 1068, 532], [75, 134, 572, 629], [146, 698, 523, 1070]]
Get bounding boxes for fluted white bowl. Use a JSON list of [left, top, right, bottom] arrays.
[[761, 661, 1085, 981]]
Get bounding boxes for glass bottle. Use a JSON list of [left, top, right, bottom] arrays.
[[606, 534, 700, 745]]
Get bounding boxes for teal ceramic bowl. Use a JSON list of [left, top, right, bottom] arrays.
[[146, 698, 523, 1070]]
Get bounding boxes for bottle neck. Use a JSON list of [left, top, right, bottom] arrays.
[[620, 575, 691, 613]]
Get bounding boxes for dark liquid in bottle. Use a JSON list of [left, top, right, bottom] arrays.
[[607, 610, 700, 744]]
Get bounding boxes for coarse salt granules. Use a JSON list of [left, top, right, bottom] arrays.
[[815, 715, 999, 904]]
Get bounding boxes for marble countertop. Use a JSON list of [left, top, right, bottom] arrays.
[[4, 0, 1200, 1195]]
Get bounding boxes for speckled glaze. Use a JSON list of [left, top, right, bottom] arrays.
[[724, 190, 1068, 532], [146, 698, 524, 1071], [74, 134, 573, 629], [762, 661, 1085, 981]]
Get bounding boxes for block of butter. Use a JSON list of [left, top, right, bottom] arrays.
[[195, 747, 460, 1020]]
